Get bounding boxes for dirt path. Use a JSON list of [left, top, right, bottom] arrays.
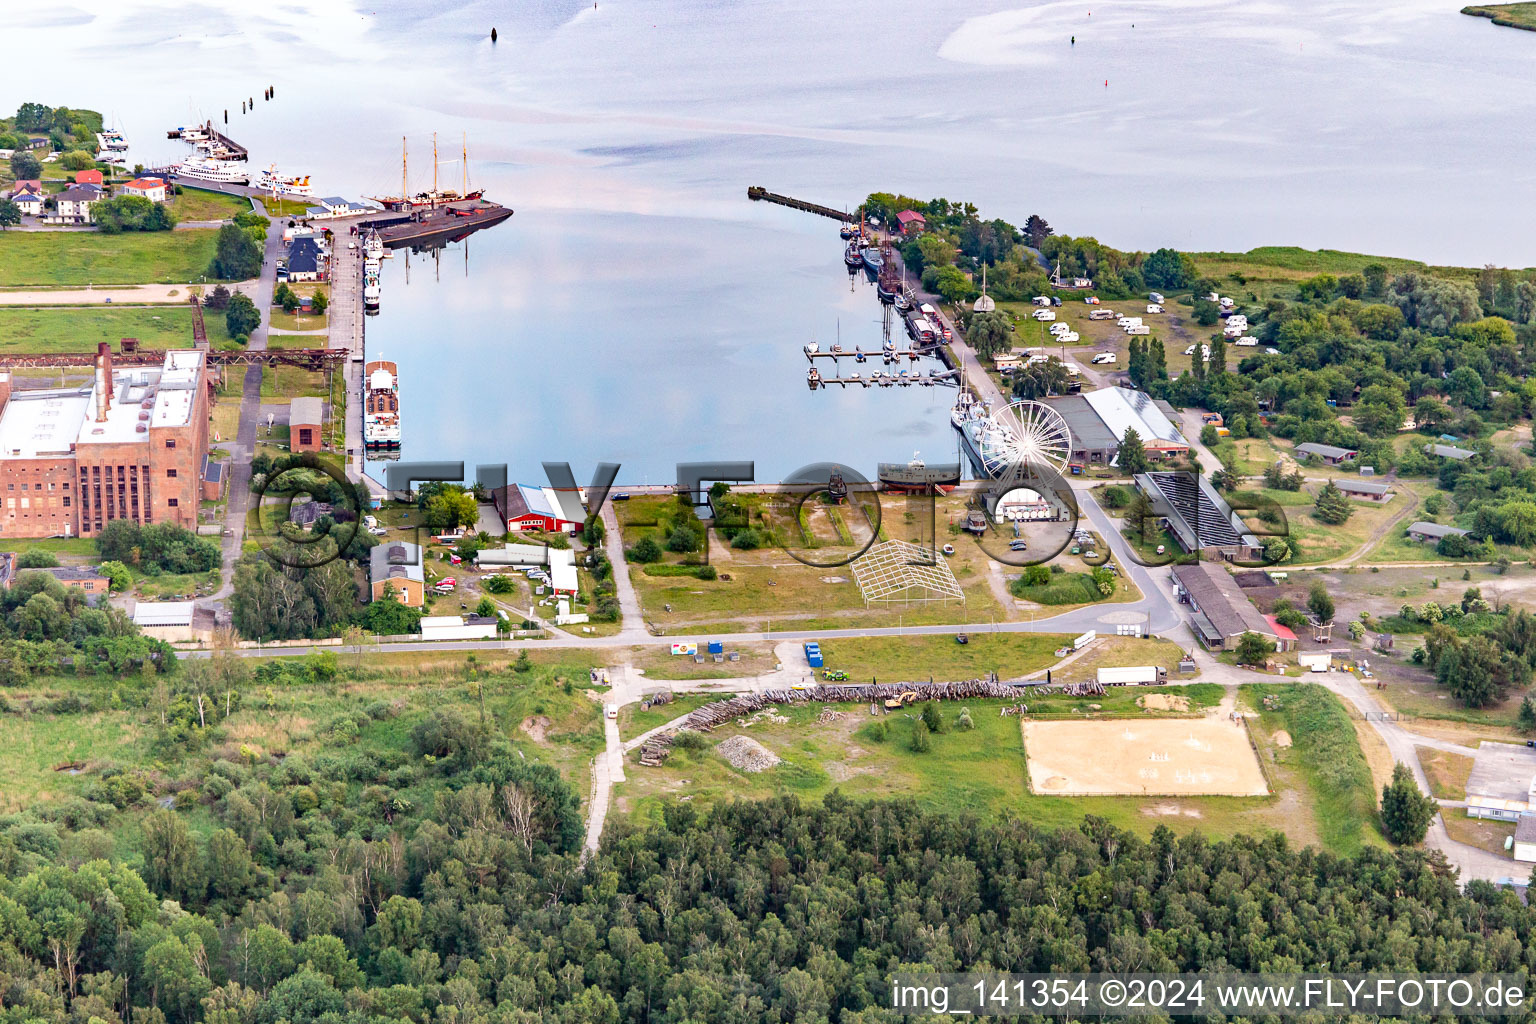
[[0, 281, 259, 305]]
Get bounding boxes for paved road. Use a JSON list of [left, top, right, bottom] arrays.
[[210, 201, 286, 607], [1317, 670, 1518, 884]]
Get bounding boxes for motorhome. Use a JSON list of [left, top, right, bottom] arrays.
[[1125, 324, 1151, 336], [1032, 296, 1051, 306], [1091, 352, 1117, 364], [1088, 309, 1117, 320], [1146, 304, 1164, 314], [1033, 309, 1057, 322], [1234, 336, 1259, 347]]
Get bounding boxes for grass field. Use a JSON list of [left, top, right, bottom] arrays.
[[0, 305, 237, 353], [0, 710, 149, 812], [1241, 682, 1382, 854], [818, 633, 1064, 681], [618, 690, 1340, 850], [1417, 746, 1474, 800], [167, 188, 251, 222], [1189, 247, 1476, 284], [1463, 3, 1536, 30], [260, 198, 313, 218], [0, 229, 226, 286], [261, 364, 333, 399], [619, 693, 720, 741]]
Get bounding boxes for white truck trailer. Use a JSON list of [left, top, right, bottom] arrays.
[[1096, 665, 1169, 686]]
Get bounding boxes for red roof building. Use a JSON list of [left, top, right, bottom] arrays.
[[895, 209, 926, 234], [1263, 615, 1299, 652], [75, 169, 103, 186]]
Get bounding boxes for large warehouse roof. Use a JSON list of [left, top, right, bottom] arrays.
[[1046, 395, 1119, 452], [1083, 387, 1185, 446]]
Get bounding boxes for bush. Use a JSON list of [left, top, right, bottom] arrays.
[[696, 564, 718, 580], [862, 720, 889, 743], [627, 536, 663, 563], [671, 730, 710, 751], [909, 720, 931, 752], [729, 528, 763, 550], [15, 549, 59, 569], [956, 708, 975, 731], [920, 702, 944, 734], [1099, 485, 1133, 509]]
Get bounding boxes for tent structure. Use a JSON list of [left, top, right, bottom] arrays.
[[849, 539, 964, 606]]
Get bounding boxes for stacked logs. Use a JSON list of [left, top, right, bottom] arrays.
[[678, 677, 1025, 733], [638, 734, 673, 766]]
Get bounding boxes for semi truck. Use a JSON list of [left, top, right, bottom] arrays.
[[1096, 665, 1168, 686]]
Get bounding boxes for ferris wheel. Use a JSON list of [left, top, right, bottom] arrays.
[[980, 400, 1074, 479]]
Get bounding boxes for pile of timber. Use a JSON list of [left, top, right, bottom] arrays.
[[679, 676, 1015, 732], [638, 734, 673, 767]]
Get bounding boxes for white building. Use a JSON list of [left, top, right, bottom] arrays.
[[120, 177, 168, 202], [132, 601, 196, 641], [48, 186, 100, 225], [419, 615, 499, 641]]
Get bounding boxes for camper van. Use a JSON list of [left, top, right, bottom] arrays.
[[1032, 295, 1051, 306], [1146, 303, 1164, 314], [1049, 322, 1071, 335], [1125, 325, 1151, 336], [1088, 309, 1117, 321], [1091, 352, 1117, 364], [1033, 309, 1057, 322]]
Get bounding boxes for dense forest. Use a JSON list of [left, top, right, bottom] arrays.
[[4, 701, 1536, 1024]]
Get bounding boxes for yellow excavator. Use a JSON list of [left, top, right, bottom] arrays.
[[882, 691, 919, 710]]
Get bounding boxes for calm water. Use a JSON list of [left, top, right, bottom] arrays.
[[23, 0, 1536, 481]]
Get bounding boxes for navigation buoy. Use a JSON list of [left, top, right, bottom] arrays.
[[1105, 79, 1109, 87], [490, 26, 498, 41], [1071, 35, 1075, 44]]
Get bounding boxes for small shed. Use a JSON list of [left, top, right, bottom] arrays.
[[132, 601, 196, 642], [290, 396, 323, 452], [1297, 651, 1332, 673], [1515, 816, 1536, 864]]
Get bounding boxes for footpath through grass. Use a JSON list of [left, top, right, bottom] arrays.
[[0, 230, 224, 286], [1241, 682, 1382, 854]]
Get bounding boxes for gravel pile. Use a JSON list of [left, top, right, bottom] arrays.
[[716, 735, 782, 773]]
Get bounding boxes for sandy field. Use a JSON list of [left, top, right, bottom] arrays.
[[1022, 718, 1269, 796]]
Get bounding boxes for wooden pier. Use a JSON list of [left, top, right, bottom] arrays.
[[747, 186, 853, 222], [808, 367, 960, 390]]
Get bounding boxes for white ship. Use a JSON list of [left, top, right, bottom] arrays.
[[363, 266, 381, 310], [363, 360, 401, 452], [172, 158, 250, 185], [363, 228, 384, 261], [255, 165, 314, 197]]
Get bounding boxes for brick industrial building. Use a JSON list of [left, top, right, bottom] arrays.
[[0, 344, 212, 538]]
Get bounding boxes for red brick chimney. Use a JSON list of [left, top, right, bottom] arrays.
[[94, 341, 113, 422]]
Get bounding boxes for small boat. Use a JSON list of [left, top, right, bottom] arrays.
[[804, 342, 819, 354], [894, 291, 913, 313], [363, 229, 384, 261], [844, 243, 863, 269], [862, 246, 884, 273], [807, 367, 821, 390], [876, 279, 896, 304], [839, 223, 855, 239], [854, 349, 866, 363]]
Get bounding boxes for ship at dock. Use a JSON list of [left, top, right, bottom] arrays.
[[878, 452, 959, 493], [366, 134, 486, 211], [356, 134, 512, 250], [363, 360, 401, 456], [170, 157, 250, 185]]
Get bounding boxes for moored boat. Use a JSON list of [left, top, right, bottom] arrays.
[[363, 360, 401, 452], [171, 158, 249, 185]]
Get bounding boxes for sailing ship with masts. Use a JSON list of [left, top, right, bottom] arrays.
[[367, 133, 485, 211]]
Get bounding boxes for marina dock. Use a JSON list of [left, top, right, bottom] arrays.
[[747, 186, 851, 222]]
